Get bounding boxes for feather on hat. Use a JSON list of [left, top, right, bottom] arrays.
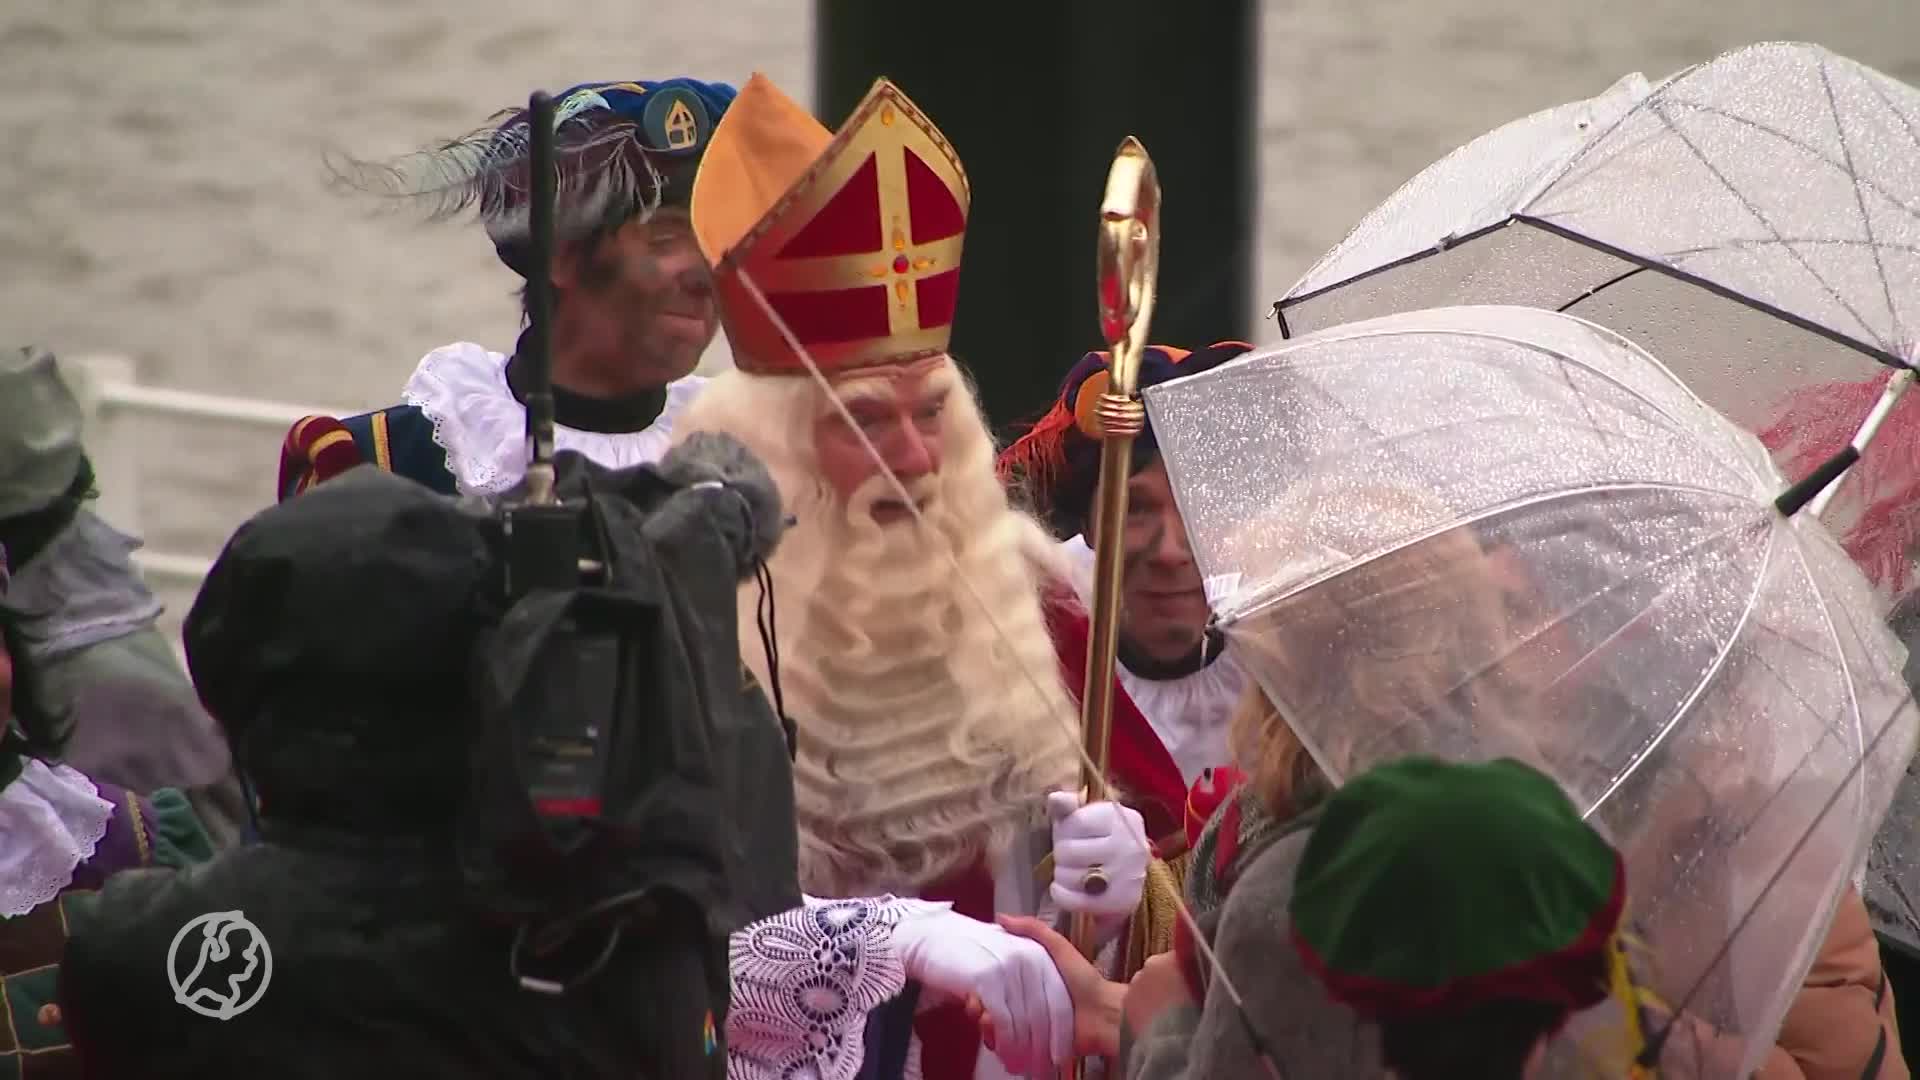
[[335, 78, 737, 276]]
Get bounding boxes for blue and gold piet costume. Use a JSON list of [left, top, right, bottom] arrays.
[[277, 77, 735, 501], [279, 407, 450, 499]]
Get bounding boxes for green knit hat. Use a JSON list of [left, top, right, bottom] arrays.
[[1289, 755, 1625, 1019]]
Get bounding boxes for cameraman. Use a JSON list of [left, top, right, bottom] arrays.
[[58, 448, 1071, 1078]]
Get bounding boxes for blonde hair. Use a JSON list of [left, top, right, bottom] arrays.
[[1229, 678, 1321, 819]]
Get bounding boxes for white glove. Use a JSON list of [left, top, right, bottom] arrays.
[[890, 904, 1073, 1077], [1047, 790, 1149, 919]]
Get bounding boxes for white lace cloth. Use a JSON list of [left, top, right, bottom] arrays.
[[0, 758, 115, 917], [727, 893, 938, 1080], [399, 341, 708, 495], [1060, 536, 1248, 785]]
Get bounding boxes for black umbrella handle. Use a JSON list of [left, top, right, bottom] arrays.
[[1775, 445, 1860, 518]]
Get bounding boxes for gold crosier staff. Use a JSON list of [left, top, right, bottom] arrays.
[[1064, 136, 1162, 1078]]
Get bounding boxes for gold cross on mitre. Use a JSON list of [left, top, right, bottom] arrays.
[[857, 99, 967, 330]]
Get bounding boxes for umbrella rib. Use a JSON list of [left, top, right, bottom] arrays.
[[1521, 61, 1706, 204], [1519, 217, 1912, 369], [1284, 78, 1667, 303], [1585, 523, 1888, 836], [1542, 560, 1761, 730], [1653, 695, 1908, 1054], [1637, 714, 1852, 1037], [1703, 622, 1862, 830], [1448, 490, 1760, 663], [1662, 237, 1920, 259], [1655, 97, 1920, 227], [1189, 364, 1452, 618], [1285, 220, 1907, 370], [1635, 721, 1832, 936], [1645, 524, 1891, 1040], [1274, 402, 1704, 470], [1734, 642, 1847, 753], [1646, 100, 1884, 348], [1858, 68, 1920, 160], [1491, 508, 1772, 818], [1526, 122, 1679, 213], [1741, 606, 1864, 681], [1227, 481, 1757, 629], [1736, 626, 1852, 729], [1665, 517, 1907, 882], [1296, 324, 1757, 459], [1278, 219, 1515, 312], [1641, 616, 1897, 1048], [1819, 58, 1906, 348], [1553, 266, 1648, 313], [1548, 273, 1645, 459], [1190, 343, 1688, 547], [1788, 527, 1873, 764]]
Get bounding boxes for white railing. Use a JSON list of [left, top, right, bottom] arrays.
[[59, 345, 745, 588], [62, 353, 351, 587]]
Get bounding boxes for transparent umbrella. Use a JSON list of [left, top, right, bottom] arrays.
[[1145, 305, 1918, 1077], [1274, 41, 1920, 601]]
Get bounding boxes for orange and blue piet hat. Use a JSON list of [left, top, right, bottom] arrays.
[[996, 342, 1253, 538]]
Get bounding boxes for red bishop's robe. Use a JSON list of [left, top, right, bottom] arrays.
[[910, 586, 1187, 1080]]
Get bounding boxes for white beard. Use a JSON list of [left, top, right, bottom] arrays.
[[771, 473, 1080, 896], [676, 363, 1083, 898]]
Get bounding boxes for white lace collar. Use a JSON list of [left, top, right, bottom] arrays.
[[400, 342, 708, 496], [0, 758, 115, 917]]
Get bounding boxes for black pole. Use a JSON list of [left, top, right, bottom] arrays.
[[524, 90, 558, 481], [503, 89, 589, 596], [814, 0, 1258, 437]]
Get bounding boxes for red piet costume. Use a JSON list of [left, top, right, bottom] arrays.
[[1760, 368, 1920, 596]]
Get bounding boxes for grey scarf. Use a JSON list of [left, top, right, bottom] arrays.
[[7, 510, 164, 659]]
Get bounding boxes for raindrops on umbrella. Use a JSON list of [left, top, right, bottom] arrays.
[[1274, 41, 1920, 602], [1146, 305, 1918, 1078]]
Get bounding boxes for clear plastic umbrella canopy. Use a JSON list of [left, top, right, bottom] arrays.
[[1145, 306, 1917, 1077], [1274, 41, 1920, 601]]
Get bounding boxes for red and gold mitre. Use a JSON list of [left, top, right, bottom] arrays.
[[692, 73, 970, 376]]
